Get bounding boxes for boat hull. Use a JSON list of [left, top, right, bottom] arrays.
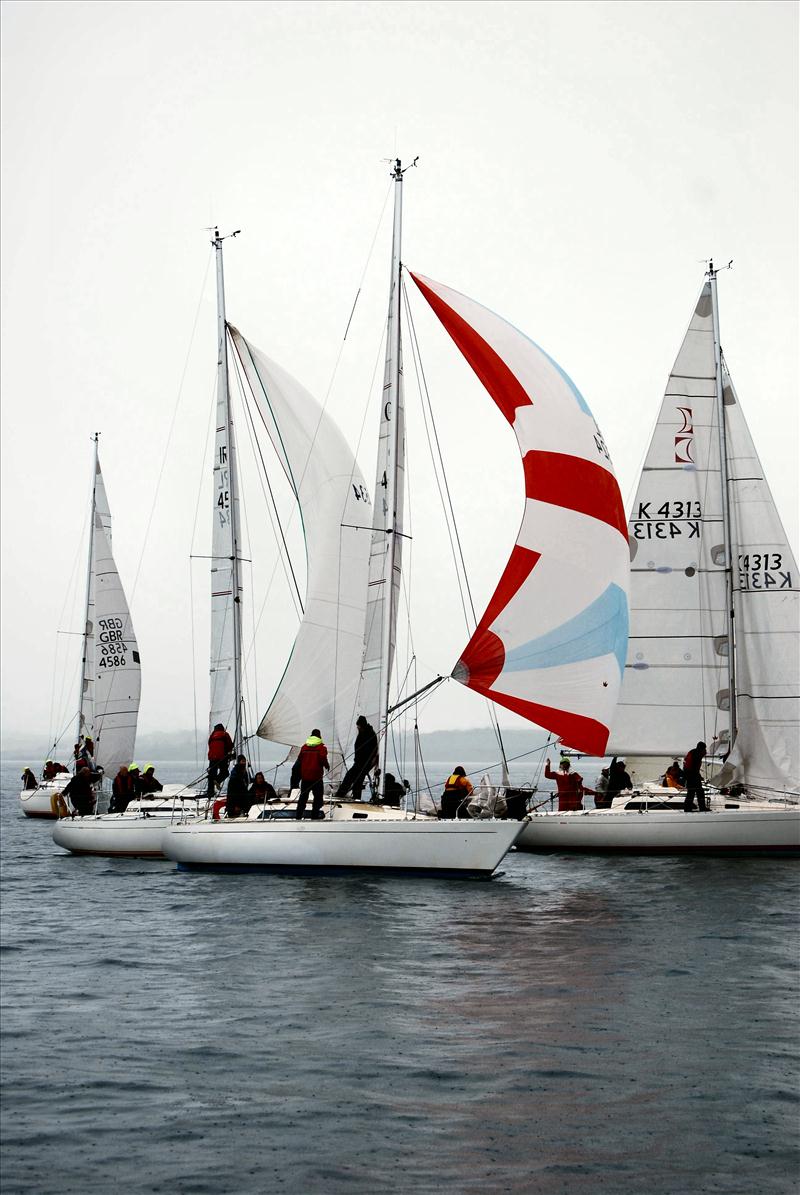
[[18, 778, 71, 819], [162, 817, 524, 878], [52, 814, 176, 858], [516, 807, 800, 855]]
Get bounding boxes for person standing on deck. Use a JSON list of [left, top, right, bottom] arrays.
[[294, 730, 329, 820], [544, 758, 595, 811], [109, 765, 133, 813], [225, 755, 251, 818], [605, 758, 633, 806], [207, 723, 234, 797], [62, 767, 96, 817], [682, 742, 708, 812], [335, 716, 379, 802]]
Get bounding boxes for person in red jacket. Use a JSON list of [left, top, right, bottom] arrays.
[[544, 757, 595, 812], [207, 723, 234, 797], [293, 729, 329, 820]]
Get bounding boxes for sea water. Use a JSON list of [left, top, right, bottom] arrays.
[[1, 758, 798, 1193]]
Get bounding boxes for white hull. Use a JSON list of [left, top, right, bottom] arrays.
[[516, 807, 800, 854], [51, 791, 206, 858], [52, 814, 173, 858], [162, 817, 524, 878], [18, 777, 71, 819]]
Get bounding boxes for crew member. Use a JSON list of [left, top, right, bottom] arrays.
[[248, 771, 277, 810], [605, 757, 632, 805], [128, 763, 142, 796], [664, 761, 684, 790], [62, 767, 96, 817], [207, 723, 234, 797], [441, 767, 474, 819], [21, 768, 37, 790], [109, 765, 134, 813], [683, 741, 708, 812], [43, 760, 68, 781], [336, 716, 379, 801], [294, 730, 329, 820], [544, 757, 594, 812], [382, 773, 406, 808], [225, 755, 251, 818], [139, 764, 163, 795]]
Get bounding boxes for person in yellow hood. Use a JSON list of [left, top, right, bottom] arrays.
[[293, 730, 329, 820]]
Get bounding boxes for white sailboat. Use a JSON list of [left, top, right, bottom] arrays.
[[163, 160, 630, 876], [22, 437, 142, 819], [517, 265, 800, 854], [53, 226, 374, 857]]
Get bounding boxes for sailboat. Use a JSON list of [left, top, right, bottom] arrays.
[[53, 227, 374, 857], [517, 265, 800, 853], [21, 438, 142, 819], [162, 160, 630, 877]]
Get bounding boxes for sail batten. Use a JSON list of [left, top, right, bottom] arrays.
[[410, 272, 629, 756]]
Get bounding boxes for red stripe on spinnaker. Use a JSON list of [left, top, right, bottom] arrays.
[[409, 272, 531, 425], [453, 547, 541, 691], [523, 450, 627, 540], [468, 680, 611, 756]]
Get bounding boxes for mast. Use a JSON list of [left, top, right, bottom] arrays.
[[708, 261, 738, 748], [211, 227, 244, 754], [77, 432, 99, 745], [377, 159, 406, 790]]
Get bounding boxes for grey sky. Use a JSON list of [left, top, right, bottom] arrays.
[[1, 0, 797, 748]]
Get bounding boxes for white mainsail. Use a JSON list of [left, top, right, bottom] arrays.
[[608, 283, 730, 757], [79, 457, 113, 737], [209, 241, 243, 740], [91, 511, 141, 779], [229, 328, 371, 762], [356, 176, 406, 738], [608, 280, 799, 795]]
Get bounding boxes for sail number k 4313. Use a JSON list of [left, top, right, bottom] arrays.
[[739, 552, 793, 589]]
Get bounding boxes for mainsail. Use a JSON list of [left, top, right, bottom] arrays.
[[608, 280, 799, 795], [410, 272, 629, 757], [608, 283, 728, 758], [229, 328, 371, 762], [79, 454, 141, 777], [92, 511, 141, 779]]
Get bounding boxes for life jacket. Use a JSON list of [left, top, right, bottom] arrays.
[[298, 738, 329, 782], [445, 773, 471, 794], [208, 728, 233, 761]]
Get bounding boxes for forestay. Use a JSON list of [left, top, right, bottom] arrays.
[[608, 283, 729, 759], [410, 272, 629, 757], [229, 328, 371, 763]]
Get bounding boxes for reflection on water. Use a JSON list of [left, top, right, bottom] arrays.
[[1, 762, 798, 1194]]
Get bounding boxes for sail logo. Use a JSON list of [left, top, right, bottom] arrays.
[[674, 407, 694, 463]]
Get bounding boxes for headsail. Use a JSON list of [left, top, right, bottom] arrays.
[[717, 365, 799, 794], [410, 272, 629, 757], [229, 328, 371, 762]]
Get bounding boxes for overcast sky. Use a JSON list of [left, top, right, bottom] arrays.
[[1, 0, 797, 751]]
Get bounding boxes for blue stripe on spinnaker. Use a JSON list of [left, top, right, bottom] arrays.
[[502, 583, 629, 676]]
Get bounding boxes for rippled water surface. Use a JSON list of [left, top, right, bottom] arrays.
[[2, 760, 799, 1193]]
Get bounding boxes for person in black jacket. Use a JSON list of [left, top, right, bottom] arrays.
[[605, 757, 633, 805], [225, 755, 251, 818], [62, 767, 96, 817], [336, 717, 378, 801], [683, 741, 708, 812], [139, 765, 163, 795]]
